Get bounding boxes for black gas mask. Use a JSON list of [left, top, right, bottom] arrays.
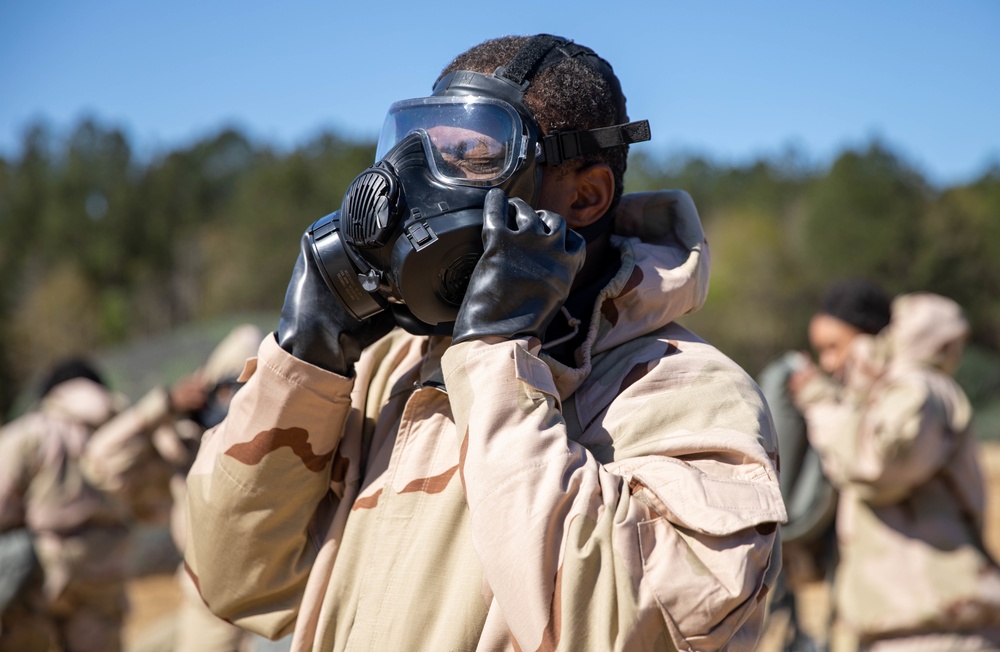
[[307, 35, 651, 333]]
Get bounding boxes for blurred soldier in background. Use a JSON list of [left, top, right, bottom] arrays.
[[0, 358, 205, 652], [759, 279, 892, 652], [82, 323, 287, 652], [166, 325, 268, 652], [162, 326, 260, 652], [0, 359, 129, 652], [792, 293, 1000, 651]]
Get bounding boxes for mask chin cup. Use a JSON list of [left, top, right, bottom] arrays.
[[307, 211, 387, 321]]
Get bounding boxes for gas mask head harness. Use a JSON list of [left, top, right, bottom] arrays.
[[306, 34, 651, 334]]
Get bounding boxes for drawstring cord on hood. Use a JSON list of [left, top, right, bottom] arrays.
[[542, 307, 582, 350]]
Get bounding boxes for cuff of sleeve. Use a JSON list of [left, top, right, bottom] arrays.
[[443, 338, 558, 398], [221, 333, 357, 455], [259, 332, 356, 406]]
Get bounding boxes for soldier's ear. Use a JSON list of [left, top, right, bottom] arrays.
[[535, 162, 613, 227], [563, 163, 614, 229]]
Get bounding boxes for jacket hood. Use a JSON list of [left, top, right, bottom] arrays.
[[543, 190, 710, 398], [41, 377, 118, 428], [598, 190, 710, 351], [888, 292, 969, 369]]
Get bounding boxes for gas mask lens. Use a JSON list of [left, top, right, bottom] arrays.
[[376, 98, 524, 187]]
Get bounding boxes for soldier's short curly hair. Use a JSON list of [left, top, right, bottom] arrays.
[[439, 36, 630, 217], [39, 357, 105, 399], [820, 278, 892, 335]]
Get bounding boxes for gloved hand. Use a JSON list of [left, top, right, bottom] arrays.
[[452, 188, 586, 345], [277, 232, 395, 376]]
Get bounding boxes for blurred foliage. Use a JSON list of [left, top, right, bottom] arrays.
[[1, 118, 999, 439]]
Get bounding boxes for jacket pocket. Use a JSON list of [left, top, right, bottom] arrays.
[[631, 459, 782, 649]]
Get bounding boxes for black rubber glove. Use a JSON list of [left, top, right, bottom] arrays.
[[452, 188, 586, 345], [277, 232, 395, 376]]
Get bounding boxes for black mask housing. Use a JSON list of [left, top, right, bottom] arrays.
[[307, 34, 651, 333]]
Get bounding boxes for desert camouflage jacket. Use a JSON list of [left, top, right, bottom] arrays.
[[798, 293, 1000, 640], [83, 323, 264, 554], [0, 378, 133, 599], [184, 190, 786, 652], [81, 384, 183, 524]]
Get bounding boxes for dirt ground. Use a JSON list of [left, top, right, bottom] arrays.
[[973, 442, 1000, 566], [122, 443, 1000, 652], [124, 573, 180, 652]]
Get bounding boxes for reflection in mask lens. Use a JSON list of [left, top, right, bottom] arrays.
[[376, 101, 520, 186], [427, 125, 506, 180]]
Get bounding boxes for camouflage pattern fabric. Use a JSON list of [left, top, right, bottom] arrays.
[[797, 293, 1000, 646], [169, 325, 262, 652], [80, 384, 180, 521], [184, 191, 786, 651], [84, 324, 263, 652], [0, 378, 132, 651], [173, 566, 247, 652]]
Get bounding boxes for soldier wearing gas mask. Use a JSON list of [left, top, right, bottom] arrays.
[[184, 35, 786, 652]]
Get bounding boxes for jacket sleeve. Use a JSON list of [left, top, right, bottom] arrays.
[[182, 333, 357, 639], [442, 338, 785, 652], [80, 387, 177, 520], [795, 387, 863, 489], [803, 373, 959, 504]]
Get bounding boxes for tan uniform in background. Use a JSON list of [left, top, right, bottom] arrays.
[[0, 377, 131, 652], [796, 293, 1000, 651], [85, 324, 264, 652], [168, 325, 263, 652], [0, 348, 234, 652]]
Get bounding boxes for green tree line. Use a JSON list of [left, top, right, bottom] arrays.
[[2, 118, 999, 435]]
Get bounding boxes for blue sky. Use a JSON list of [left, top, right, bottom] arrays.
[[1, 0, 998, 187]]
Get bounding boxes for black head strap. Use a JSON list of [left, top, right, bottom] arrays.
[[540, 121, 651, 166], [498, 34, 651, 166], [499, 34, 573, 87]]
